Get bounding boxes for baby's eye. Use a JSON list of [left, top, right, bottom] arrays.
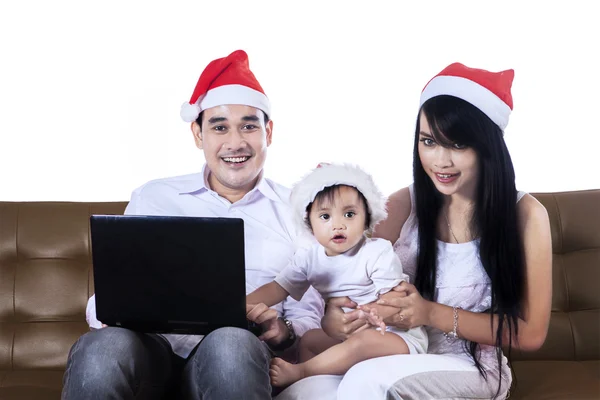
[[319, 214, 330, 220], [344, 211, 356, 218]]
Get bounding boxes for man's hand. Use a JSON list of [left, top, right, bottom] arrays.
[[246, 303, 289, 345]]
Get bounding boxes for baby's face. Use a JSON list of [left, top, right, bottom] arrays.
[[308, 186, 367, 256]]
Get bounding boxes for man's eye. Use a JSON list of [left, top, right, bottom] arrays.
[[213, 125, 227, 132], [244, 124, 258, 130], [419, 138, 435, 146], [319, 214, 330, 220], [344, 211, 356, 218]]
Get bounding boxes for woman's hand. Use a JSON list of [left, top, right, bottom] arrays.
[[321, 297, 369, 341], [375, 281, 433, 330]]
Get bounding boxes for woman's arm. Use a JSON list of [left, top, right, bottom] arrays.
[[247, 281, 289, 307], [372, 187, 411, 243], [379, 195, 553, 351]]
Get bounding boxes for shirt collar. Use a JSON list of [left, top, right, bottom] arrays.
[[178, 164, 284, 204], [177, 165, 211, 195]]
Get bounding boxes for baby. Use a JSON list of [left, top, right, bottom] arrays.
[[247, 163, 428, 387]]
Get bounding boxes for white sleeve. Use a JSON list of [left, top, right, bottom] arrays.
[[85, 294, 103, 329], [124, 185, 143, 215], [368, 241, 408, 296], [281, 286, 324, 338], [274, 250, 311, 301], [87, 187, 141, 328], [277, 247, 324, 337]]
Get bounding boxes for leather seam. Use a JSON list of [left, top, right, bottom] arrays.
[[10, 331, 15, 371], [552, 193, 564, 254], [552, 195, 576, 359]]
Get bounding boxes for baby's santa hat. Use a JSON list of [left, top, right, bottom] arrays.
[[290, 163, 388, 235], [420, 63, 514, 130], [180, 50, 271, 122]]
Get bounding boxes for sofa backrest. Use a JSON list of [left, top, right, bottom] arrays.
[[512, 189, 600, 362], [0, 190, 598, 370], [0, 202, 127, 371]]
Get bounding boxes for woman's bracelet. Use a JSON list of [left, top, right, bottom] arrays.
[[443, 306, 461, 341]]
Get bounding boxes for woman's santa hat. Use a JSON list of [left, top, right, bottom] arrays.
[[420, 63, 514, 130], [180, 50, 271, 122], [290, 163, 387, 235]]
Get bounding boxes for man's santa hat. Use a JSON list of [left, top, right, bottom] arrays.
[[419, 63, 514, 130], [180, 50, 271, 122], [290, 163, 387, 235]]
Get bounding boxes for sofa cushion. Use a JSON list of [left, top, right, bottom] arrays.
[[0, 202, 127, 372], [510, 361, 600, 399], [0, 370, 63, 400]]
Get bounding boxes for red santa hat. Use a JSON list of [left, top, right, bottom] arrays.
[[419, 63, 514, 130], [180, 50, 271, 123], [290, 163, 388, 236]]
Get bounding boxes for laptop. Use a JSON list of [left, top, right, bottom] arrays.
[[90, 214, 256, 335]]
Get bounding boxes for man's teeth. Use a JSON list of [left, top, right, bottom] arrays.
[[223, 156, 249, 163]]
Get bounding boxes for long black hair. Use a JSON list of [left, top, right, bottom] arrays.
[[413, 95, 524, 392]]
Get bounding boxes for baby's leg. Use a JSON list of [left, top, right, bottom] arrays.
[[298, 329, 341, 362], [270, 329, 409, 388]]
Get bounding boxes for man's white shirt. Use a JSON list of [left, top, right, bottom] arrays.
[[86, 165, 324, 357]]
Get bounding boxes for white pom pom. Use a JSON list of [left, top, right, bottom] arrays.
[[180, 102, 201, 123]]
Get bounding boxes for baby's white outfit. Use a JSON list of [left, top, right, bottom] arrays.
[[275, 236, 428, 354]]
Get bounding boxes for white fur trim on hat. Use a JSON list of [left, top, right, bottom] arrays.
[[290, 163, 387, 235], [420, 75, 512, 130], [180, 84, 271, 123]]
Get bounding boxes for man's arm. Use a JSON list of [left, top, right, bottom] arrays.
[[85, 187, 144, 330]]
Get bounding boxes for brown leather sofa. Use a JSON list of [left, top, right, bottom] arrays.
[[0, 190, 598, 400]]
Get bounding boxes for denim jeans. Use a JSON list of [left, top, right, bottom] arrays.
[[62, 326, 272, 400]]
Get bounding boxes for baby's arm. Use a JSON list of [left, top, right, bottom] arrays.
[[363, 240, 408, 323], [247, 281, 289, 307]]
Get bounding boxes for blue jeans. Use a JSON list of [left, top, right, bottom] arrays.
[[62, 327, 272, 399]]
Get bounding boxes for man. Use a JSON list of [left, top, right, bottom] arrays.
[[62, 50, 324, 400]]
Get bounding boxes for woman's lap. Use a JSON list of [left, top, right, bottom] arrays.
[[275, 354, 510, 400]]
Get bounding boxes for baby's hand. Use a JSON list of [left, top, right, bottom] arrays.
[[361, 307, 386, 335]]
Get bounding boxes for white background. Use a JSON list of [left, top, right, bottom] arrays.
[[1, 1, 599, 201]]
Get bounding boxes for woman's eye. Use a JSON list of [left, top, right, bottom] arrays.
[[319, 214, 330, 220], [453, 143, 467, 149], [420, 138, 434, 146], [344, 211, 356, 218]]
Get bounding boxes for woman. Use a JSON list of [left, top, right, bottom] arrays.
[[277, 63, 552, 399]]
